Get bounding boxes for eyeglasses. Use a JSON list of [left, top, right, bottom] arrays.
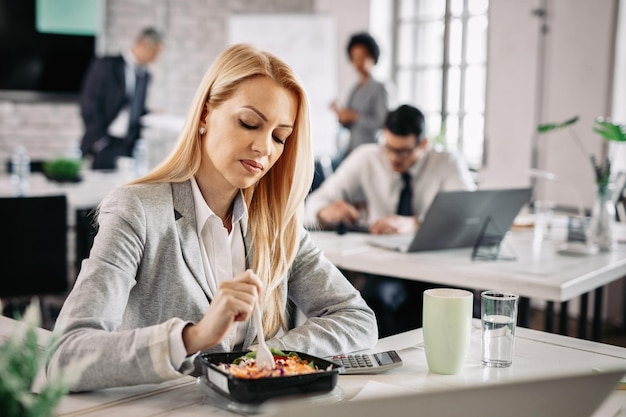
[[384, 144, 417, 159]]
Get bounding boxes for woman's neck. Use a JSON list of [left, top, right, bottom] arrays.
[[358, 71, 371, 85], [194, 170, 238, 222]]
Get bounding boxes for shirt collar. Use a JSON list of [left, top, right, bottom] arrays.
[[379, 146, 430, 179], [190, 177, 248, 236], [122, 50, 139, 71], [410, 148, 430, 177]]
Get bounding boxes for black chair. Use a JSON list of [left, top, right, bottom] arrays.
[[75, 207, 98, 275], [0, 195, 69, 328], [310, 155, 334, 194]]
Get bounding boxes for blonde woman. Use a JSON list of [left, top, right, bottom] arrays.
[[47, 44, 377, 391]]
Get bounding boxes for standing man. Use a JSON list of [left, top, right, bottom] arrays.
[[305, 104, 477, 336], [79, 27, 163, 170]]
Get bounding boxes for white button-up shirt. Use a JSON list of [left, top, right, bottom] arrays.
[[305, 144, 477, 226], [169, 177, 249, 368]]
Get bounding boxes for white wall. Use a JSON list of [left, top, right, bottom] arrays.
[[540, 0, 617, 209], [613, 0, 626, 172], [314, 0, 370, 106], [480, 0, 540, 192], [481, 0, 619, 213]]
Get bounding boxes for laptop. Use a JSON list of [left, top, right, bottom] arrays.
[[367, 188, 532, 253], [264, 368, 626, 417]]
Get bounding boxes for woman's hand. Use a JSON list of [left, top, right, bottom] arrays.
[[336, 108, 358, 125], [182, 269, 263, 354], [329, 101, 358, 125]]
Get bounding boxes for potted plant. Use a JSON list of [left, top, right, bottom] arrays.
[[537, 116, 626, 250], [42, 158, 82, 183], [0, 300, 84, 417]]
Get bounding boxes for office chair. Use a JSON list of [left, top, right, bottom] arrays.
[[0, 195, 69, 329], [75, 207, 98, 275], [310, 155, 334, 194]]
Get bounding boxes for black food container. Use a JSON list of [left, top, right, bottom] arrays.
[[199, 351, 343, 403]]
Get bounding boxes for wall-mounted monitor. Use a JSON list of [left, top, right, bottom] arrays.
[[0, 0, 100, 102]]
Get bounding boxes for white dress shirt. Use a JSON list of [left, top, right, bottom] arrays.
[[305, 144, 477, 226], [106, 51, 139, 138], [169, 177, 248, 368]]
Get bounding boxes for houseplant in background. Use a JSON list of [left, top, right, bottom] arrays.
[[537, 116, 626, 251], [0, 300, 85, 417], [42, 157, 82, 183]]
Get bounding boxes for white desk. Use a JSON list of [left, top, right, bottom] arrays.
[[0, 170, 128, 223], [1, 315, 624, 417], [310, 230, 626, 340]]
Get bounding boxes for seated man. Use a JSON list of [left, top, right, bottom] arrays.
[[305, 104, 476, 336]]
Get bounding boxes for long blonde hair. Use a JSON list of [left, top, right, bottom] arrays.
[[131, 44, 314, 336]]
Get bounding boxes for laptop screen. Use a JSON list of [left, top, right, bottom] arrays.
[[406, 187, 532, 252]]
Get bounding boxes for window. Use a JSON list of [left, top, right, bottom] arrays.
[[392, 0, 489, 168]]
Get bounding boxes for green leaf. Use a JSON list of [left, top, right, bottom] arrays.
[[0, 300, 86, 417], [593, 118, 626, 142], [232, 352, 252, 364], [537, 115, 579, 133], [269, 348, 288, 357]]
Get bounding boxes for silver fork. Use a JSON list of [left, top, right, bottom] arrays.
[[253, 303, 275, 370]]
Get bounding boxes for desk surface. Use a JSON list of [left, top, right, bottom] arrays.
[[310, 230, 626, 302], [0, 170, 129, 210], [1, 315, 624, 416], [0, 171, 129, 228]]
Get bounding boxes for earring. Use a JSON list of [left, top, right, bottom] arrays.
[[199, 127, 206, 135]]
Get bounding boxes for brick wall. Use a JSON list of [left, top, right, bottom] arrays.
[[0, 0, 313, 172]]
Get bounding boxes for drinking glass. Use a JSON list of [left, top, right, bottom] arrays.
[[481, 291, 519, 367]]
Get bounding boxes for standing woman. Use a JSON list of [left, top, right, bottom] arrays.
[[47, 44, 377, 391], [331, 32, 389, 165]]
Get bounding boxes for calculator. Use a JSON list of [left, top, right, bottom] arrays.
[[329, 350, 403, 374]]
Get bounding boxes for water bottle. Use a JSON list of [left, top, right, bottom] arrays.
[[11, 146, 30, 197], [133, 139, 148, 177], [66, 142, 83, 161]]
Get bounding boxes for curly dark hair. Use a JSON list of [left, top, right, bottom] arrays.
[[346, 32, 380, 64]]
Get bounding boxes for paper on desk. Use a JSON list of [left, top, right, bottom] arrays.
[[350, 380, 420, 401]]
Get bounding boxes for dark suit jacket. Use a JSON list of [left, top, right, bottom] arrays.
[[79, 55, 150, 162]]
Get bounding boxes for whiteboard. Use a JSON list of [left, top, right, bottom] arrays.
[[229, 14, 338, 157]]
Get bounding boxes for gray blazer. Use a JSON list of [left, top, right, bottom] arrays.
[[345, 78, 388, 153], [47, 181, 377, 391]]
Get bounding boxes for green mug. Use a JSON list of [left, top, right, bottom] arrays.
[[423, 288, 474, 375]]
